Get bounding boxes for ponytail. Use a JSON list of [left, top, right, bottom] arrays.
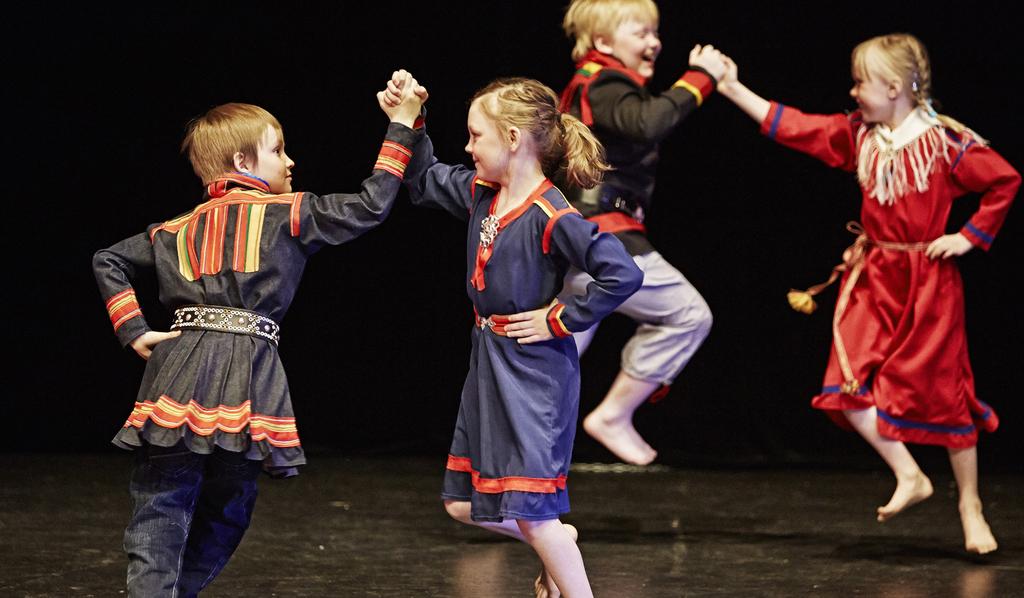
[[558, 112, 608, 189], [473, 77, 610, 186]]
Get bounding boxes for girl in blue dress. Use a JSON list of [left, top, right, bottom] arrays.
[[382, 72, 643, 597]]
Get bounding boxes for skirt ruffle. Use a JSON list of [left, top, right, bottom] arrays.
[[113, 329, 305, 473]]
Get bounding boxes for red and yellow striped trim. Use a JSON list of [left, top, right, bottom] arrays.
[[199, 204, 229, 276], [151, 190, 295, 239], [232, 203, 267, 273], [106, 289, 142, 332], [533, 197, 580, 254], [373, 141, 413, 179], [446, 455, 567, 494], [174, 222, 201, 281], [546, 303, 571, 338], [470, 177, 499, 201], [290, 192, 303, 237], [152, 192, 301, 280], [206, 173, 270, 196], [672, 70, 715, 106], [124, 396, 300, 448]]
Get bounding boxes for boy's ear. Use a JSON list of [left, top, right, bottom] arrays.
[[593, 34, 614, 55], [233, 151, 251, 172]]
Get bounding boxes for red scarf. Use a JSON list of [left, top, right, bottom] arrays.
[[558, 50, 647, 125]]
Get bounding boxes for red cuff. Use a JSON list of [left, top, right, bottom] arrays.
[[546, 303, 572, 338], [673, 70, 715, 106], [374, 140, 413, 179], [106, 289, 143, 332]]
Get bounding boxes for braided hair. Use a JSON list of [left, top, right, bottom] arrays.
[[851, 33, 980, 141]]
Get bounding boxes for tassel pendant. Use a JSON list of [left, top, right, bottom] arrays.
[[787, 290, 818, 314]]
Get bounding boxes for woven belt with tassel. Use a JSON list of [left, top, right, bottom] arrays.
[[786, 222, 931, 395], [171, 305, 280, 344]]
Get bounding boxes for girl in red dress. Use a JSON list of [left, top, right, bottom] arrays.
[[718, 34, 1018, 554]]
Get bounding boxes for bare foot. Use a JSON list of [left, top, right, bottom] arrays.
[[960, 500, 998, 554], [583, 411, 657, 465], [534, 524, 578, 598], [876, 471, 933, 522]]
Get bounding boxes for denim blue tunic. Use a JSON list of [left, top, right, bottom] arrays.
[[406, 134, 643, 521]]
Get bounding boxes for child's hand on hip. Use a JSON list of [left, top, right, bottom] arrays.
[[505, 306, 555, 344], [129, 330, 181, 361], [926, 233, 973, 259]]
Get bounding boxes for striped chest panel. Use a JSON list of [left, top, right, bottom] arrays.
[[152, 190, 301, 281]]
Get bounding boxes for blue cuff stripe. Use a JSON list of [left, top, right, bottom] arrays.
[[876, 409, 975, 435], [768, 104, 785, 139], [977, 400, 993, 421], [964, 221, 993, 244], [950, 140, 975, 171], [821, 384, 869, 396]]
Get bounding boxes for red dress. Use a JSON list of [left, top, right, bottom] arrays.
[[763, 102, 1020, 448]]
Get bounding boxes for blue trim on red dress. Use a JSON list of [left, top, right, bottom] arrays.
[[768, 104, 785, 139], [950, 140, 975, 171], [821, 384, 869, 396], [964, 221, 993, 244], [876, 409, 975, 435]]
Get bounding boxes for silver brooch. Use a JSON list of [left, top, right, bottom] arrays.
[[479, 215, 500, 248]]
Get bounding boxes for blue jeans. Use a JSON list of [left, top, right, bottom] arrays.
[[124, 444, 261, 597]]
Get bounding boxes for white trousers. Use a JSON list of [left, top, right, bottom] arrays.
[[560, 251, 712, 384]]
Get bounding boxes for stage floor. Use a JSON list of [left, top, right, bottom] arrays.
[[1, 454, 1021, 597]]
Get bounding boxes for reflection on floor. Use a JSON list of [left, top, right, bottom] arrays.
[[1, 454, 1021, 596]]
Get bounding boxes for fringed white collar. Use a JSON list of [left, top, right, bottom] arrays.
[[856, 107, 956, 205]]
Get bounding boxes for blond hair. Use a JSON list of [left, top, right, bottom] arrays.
[[563, 0, 659, 62], [851, 33, 978, 139], [181, 103, 283, 183], [472, 78, 609, 189]]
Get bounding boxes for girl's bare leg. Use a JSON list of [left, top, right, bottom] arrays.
[[444, 501, 581, 596], [519, 519, 591, 598], [583, 371, 659, 465], [445, 500, 524, 540], [948, 446, 997, 554], [534, 524, 577, 598], [843, 408, 933, 521]]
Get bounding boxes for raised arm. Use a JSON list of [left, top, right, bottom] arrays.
[[379, 70, 477, 220], [296, 121, 423, 251], [589, 47, 725, 144], [402, 133, 480, 221], [293, 77, 427, 250], [716, 56, 771, 123], [718, 56, 858, 171]]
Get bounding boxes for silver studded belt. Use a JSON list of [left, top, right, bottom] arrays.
[[171, 305, 280, 344]]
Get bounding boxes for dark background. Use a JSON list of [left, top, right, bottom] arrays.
[[10, 3, 1021, 472]]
